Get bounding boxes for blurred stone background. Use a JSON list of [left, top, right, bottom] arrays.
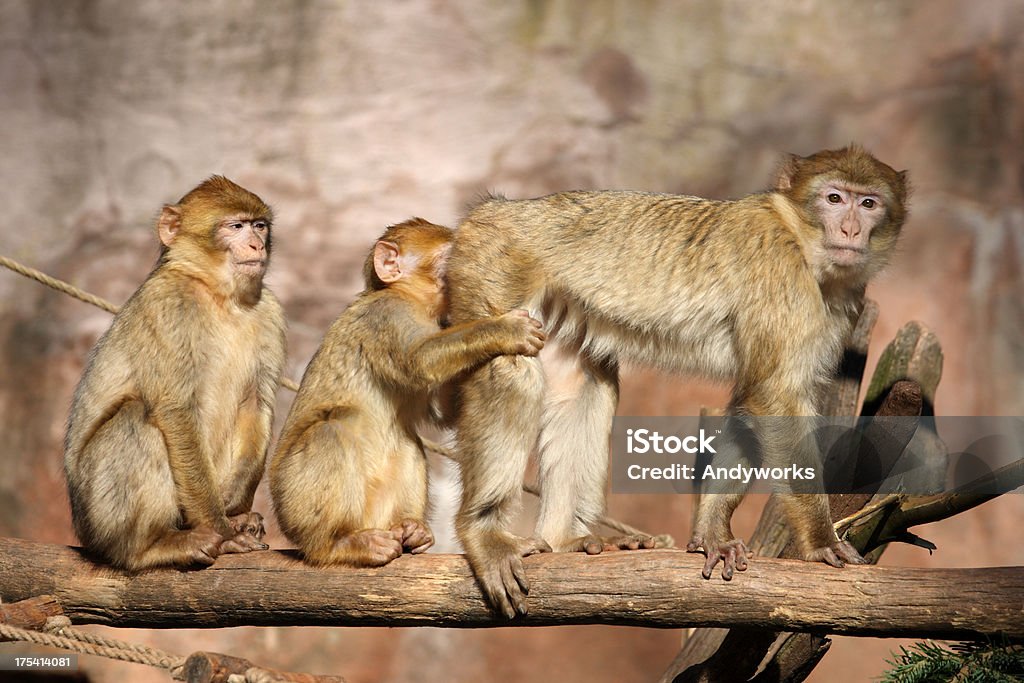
[[1, 1, 1022, 681]]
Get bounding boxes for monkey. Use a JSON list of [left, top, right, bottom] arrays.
[[63, 176, 286, 571], [269, 218, 546, 567], [444, 145, 909, 616]]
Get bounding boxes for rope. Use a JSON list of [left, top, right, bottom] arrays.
[[0, 255, 119, 314], [0, 616, 184, 671], [1, 254, 299, 391]]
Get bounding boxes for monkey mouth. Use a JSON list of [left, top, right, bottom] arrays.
[[825, 245, 867, 266], [234, 259, 267, 273]]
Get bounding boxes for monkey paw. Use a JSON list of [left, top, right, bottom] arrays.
[[568, 533, 658, 555], [804, 539, 866, 568], [687, 536, 750, 580], [228, 511, 266, 540], [337, 529, 403, 567], [468, 534, 551, 619], [391, 519, 435, 555], [502, 309, 547, 356], [219, 523, 270, 555], [183, 527, 225, 566]]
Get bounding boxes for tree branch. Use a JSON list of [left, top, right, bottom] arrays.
[[0, 539, 1020, 639]]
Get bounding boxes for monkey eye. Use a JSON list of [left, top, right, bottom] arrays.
[[229, 221, 244, 230], [860, 198, 876, 209], [826, 193, 843, 204], [253, 220, 268, 231]]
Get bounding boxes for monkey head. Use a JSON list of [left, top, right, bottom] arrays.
[[776, 145, 909, 279], [156, 176, 273, 299], [363, 218, 454, 317]]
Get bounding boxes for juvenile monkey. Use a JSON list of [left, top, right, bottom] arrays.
[[446, 145, 909, 616], [270, 218, 546, 567], [64, 176, 286, 570]]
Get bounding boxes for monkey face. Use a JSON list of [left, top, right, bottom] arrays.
[[215, 215, 271, 278], [813, 182, 887, 268]]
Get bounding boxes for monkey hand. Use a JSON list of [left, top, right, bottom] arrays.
[[181, 526, 227, 566], [803, 539, 866, 568], [497, 309, 547, 356], [567, 533, 658, 554], [686, 535, 750, 580], [390, 519, 434, 554], [218, 519, 270, 555], [466, 532, 551, 619], [228, 511, 266, 540]]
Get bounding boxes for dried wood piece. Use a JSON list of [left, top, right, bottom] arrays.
[[863, 320, 943, 413], [0, 594, 63, 632], [177, 651, 346, 683]]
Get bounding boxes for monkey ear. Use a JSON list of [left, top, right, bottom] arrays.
[[373, 240, 403, 284], [774, 154, 801, 191], [157, 206, 182, 247]]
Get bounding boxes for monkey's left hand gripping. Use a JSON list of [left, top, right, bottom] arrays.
[[686, 536, 750, 580], [468, 534, 551, 619]]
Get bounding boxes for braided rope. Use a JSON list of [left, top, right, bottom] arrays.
[[0, 254, 299, 392], [0, 255, 119, 314], [0, 617, 183, 671]]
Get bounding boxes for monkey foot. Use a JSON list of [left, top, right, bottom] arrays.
[[568, 533, 657, 555], [228, 511, 266, 540], [334, 529, 403, 567], [391, 519, 434, 554], [177, 526, 225, 566], [804, 539, 866, 568], [687, 536, 750, 580], [467, 534, 551, 619]]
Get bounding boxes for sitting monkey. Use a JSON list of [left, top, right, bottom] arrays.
[[270, 218, 546, 566]]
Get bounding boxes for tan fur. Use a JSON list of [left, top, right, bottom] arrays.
[[64, 176, 286, 570], [445, 145, 909, 616], [269, 219, 545, 567]]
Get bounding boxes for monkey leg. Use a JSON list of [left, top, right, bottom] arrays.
[[280, 415, 430, 567], [687, 420, 758, 579], [71, 400, 223, 570], [455, 355, 552, 619], [534, 351, 656, 554], [762, 414, 867, 568], [776, 494, 866, 567]]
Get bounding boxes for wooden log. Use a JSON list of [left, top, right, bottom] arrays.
[[177, 651, 346, 683], [863, 320, 944, 413], [0, 594, 63, 631], [0, 538, 1020, 639]]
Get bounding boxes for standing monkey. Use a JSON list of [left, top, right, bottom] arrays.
[[64, 176, 286, 570], [270, 219, 545, 567], [446, 145, 909, 617]]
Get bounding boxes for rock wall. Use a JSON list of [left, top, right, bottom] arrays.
[[0, 1, 1021, 681]]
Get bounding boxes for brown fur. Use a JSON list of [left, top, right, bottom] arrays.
[[64, 176, 286, 570], [269, 219, 545, 567], [445, 145, 909, 616]]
